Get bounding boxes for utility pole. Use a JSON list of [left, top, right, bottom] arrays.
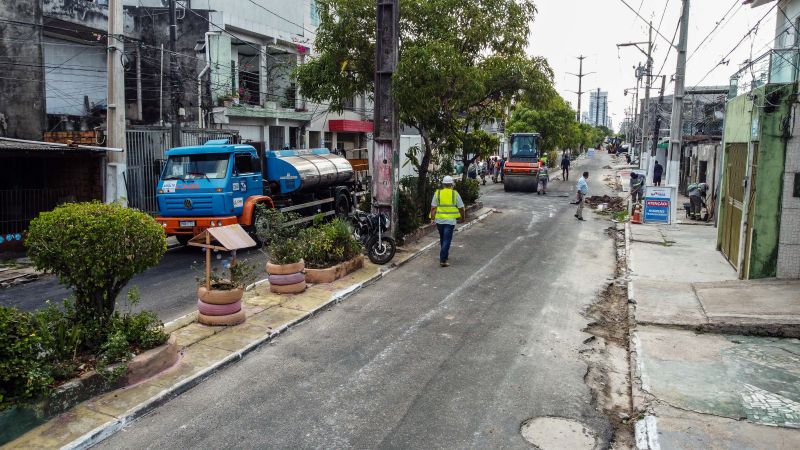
[[372, 0, 400, 236], [668, 0, 690, 187], [595, 88, 601, 126], [106, 0, 127, 204], [567, 55, 595, 123], [650, 75, 666, 158], [617, 22, 652, 163], [169, 0, 181, 147]]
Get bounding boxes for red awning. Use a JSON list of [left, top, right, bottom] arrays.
[[328, 120, 373, 133]]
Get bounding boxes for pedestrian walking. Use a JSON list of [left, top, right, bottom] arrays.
[[687, 182, 708, 220], [630, 172, 644, 205], [561, 152, 571, 181], [575, 171, 589, 221], [430, 176, 465, 267], [653, 161, 663, 186], [500, 158, 505, 182], [537, 160, 549, 195]]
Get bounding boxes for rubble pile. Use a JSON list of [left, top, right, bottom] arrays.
[[586, 195, 626, 212]]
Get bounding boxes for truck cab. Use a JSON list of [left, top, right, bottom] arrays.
[[503, 133, 542, 192], [155, 140, 270, 244]]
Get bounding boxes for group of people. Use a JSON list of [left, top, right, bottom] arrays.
[[468, 157, 505, 185]]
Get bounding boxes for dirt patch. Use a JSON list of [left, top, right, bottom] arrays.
[[586, 195, 626, 213], [579, 225, 635, 449]]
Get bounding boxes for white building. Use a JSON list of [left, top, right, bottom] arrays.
[[587, 90, 609, 127]]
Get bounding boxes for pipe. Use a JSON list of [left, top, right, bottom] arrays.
[[0, 137, 123, 152], [198, 31, 221, 128]]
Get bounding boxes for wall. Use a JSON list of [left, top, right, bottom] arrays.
[[775, 0, 800, 49], [0, 0, 46, 139], [748, 84, 793, 278], [723, 93, 753, 144], [778, 90, 800, 278]]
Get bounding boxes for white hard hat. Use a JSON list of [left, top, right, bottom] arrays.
[[442, 175, 455, 185]]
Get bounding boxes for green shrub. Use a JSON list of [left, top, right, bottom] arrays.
[[547, 150, 559, 168], [300, 219, 362, 269], [398, 189, 422, 237], [0, 307, 54, 410], [267, 239, 303, 265], [254, 205, 301, 248], [25, 202, 166, 326], [454, 179, 480, 205]]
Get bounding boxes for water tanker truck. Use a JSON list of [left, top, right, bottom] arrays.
[[503, 133, 543, 192], [155, 139, 360, 244]]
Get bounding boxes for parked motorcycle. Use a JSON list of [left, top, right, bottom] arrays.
[[350, 210, 397, 265]]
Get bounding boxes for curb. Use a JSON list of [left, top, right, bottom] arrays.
[[58, 208, 496, 450]]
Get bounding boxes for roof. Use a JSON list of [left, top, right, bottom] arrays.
[[0, 137, 120, 152], [188, 224, 256, 251], [165, 144, 256, 156]]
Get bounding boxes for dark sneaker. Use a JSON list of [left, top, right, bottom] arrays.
[[577, 217, 585, 221], [440, 261, 450, 267]]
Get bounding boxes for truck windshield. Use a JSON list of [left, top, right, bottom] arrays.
[[163, 153, 229, 180], [510, 135, 539, 159]]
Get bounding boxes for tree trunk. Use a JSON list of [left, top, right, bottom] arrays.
[[415, 130, 433, 216]]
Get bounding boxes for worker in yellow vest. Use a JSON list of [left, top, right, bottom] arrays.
[[430, 176, 465, 267]]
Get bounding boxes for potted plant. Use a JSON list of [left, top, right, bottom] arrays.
[[266, 238, 306, 294], [302, 219, 364, 284], [196, 260, 256, 326]]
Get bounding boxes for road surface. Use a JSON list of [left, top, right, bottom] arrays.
[[100, 153, 618, 449]]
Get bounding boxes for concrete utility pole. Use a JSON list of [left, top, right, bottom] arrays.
[[595, 88, 601, 126], [667, 0, 690, 187], [618, 22, 652, 163], [106, 0, 127, 204], [372, 0, 400, 236], [650, 75, 666, 158], [169, 0, 181, 147], [567, 55, 593, 123]]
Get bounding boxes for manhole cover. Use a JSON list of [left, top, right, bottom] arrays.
[[520, 417, 596, 449]]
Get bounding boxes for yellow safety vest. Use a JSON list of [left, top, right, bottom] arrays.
[[433, 188, 461, 220]]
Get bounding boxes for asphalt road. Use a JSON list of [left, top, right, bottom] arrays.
[[0, 243, 268, 323], [99, 153, 618, 449]]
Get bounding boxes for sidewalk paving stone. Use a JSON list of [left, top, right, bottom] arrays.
[[3, 405, 115, 449], [633, 280, 706, 326]]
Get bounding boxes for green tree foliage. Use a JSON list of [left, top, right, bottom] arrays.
[[0, 307, 53, 410], [25, 202, 166, 325], [298, 0, 552, 210]]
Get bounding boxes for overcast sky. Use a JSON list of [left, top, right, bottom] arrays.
[[527, 0, 779, 131]]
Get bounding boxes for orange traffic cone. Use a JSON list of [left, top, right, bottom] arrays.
[[631, 203, 642, 224]]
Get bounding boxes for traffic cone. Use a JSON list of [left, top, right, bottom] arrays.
[[631, 203, 642, 224]]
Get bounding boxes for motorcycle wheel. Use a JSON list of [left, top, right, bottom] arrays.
[[367, 236, 396, 265]]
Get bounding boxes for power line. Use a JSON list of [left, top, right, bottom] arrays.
[[245, 0, 316, 36], [616, 0, 676, 46], [686, 0, 740, 63]]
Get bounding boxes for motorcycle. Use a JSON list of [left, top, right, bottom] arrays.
[[350, 210, 397, 265]]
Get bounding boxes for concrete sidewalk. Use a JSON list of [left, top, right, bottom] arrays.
[[5, 209, 494, 449], [627, 222, 800, 449]]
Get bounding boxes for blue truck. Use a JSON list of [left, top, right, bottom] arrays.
[[155, 139, 360, 244]]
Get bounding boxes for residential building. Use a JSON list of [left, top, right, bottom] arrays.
[[717, 0, 800, 279], [587, 90, 608, 127]]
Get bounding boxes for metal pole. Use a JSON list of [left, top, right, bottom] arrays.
[[668, 0, 690, 187], [373, 0, 400, 237], [169, 0, 181, 148], [106, 0, 127, 203], [577, 55, 585, 122], [136, 45, 143, 121]]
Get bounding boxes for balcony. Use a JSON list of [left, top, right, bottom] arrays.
[[729, 48, 800, 98]]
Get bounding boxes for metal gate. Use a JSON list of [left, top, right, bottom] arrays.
[[125, 128, 240, 214], [720, 143, 747, 268]]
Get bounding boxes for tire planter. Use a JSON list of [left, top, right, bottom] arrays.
[[269, 281, 307, 294], [305, 255, 364, 284], [197, 286, 243, 305], [198, 308, 246, 326], [267, 259, 306, 294], [197, 299, 242, 316], [266, 259, 305, 275], [268, 272, 306, 286]]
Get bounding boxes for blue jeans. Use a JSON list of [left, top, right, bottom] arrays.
[[437, 223, 455, 263]]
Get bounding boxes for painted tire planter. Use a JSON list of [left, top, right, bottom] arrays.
[[269, 281, 307, 294], [197, 299, 242, 316], [268, 272, 306, 286], [197, 286, 243, 305], [198, 309, 246, 326], [266, 259, 305, 275], [305, 255, 364, 284]]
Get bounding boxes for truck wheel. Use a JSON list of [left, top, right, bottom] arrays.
[[176, 235, 192, 246], [335, 192, 351, 218]]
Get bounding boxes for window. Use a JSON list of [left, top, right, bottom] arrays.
[[163, 154, 229, 180], [234, 153, 259, 174]]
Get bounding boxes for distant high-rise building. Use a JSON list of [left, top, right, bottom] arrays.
[[587, 90, 609, 127]]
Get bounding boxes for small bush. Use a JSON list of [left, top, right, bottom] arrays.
[[267, 239, 303, 265], [0, 307, 54, 411], [454, 179, 480, 205], [398, 189, 421, 237], [300, 219, 362, 269], [254, 205, 301, 248], [25, 202, 166, 326]]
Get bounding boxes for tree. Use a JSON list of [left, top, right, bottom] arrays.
[[506, 94, 577, 154], [298, 0, 552, 211], [26, 202, 166, 325]]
